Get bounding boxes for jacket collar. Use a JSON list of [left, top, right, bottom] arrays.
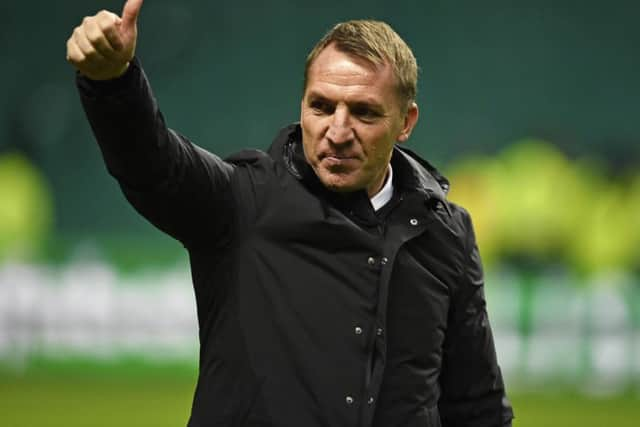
[[268, 123, 451, 214]]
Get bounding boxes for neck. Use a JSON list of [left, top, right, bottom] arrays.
[[367, 165, 390, 198]]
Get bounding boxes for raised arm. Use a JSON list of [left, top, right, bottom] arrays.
[[66, 1, 236, 249], [66, 0, 142, 81]]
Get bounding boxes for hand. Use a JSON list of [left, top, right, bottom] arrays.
[[66, 0, 144, 80]]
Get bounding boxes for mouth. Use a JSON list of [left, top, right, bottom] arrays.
[[320, 151, 359, 160], [325, 154, 356, 160], [321, 154, 359, 168]]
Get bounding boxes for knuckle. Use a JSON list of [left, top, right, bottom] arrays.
[[97, 20, 113, 34], [68, 51, 85, 64], [86, 31, 101, 44], [97, 11, 117, 28], [84, 47, 98, 58], [97, 21, 115, 36], [104, 10, 118, 21], [100, 20, 115, 32]]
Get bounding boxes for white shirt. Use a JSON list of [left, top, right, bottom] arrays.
[[370, 164, 394, 211]]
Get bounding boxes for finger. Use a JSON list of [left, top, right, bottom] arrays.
[[96, 10, 124, 51], [84, 17, 120, 59], [66, 37, 86, 64], [73, 25, 107, 62], [102, 20, 124, 51], [121, 0, 144, 32]]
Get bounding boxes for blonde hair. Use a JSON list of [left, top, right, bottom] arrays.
[[304, 20, 418, 108]]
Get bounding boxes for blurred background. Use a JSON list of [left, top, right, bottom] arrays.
[[1, 0, 639, 426]]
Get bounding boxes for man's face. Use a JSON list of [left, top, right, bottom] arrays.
[[301, 43, 418, 196]]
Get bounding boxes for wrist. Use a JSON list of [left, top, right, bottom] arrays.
[[81, 62, 130, 82]]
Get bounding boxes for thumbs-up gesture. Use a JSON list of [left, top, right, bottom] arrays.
[[66, 0, 144, 80]]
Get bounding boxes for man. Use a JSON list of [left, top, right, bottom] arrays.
[[67, 1, 514, 426]]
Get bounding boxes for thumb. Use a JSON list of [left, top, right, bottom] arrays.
[[121, 0, 144, 31]]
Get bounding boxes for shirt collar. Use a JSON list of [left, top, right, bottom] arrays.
[[271, 123, 452, 217], [370, 164, 394, 211]]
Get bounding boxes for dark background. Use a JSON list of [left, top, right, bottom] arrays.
[[2, 4, 639, 425], [2, 0, 638, 239]]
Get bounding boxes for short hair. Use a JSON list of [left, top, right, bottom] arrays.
[[303, 20, 418, 108]]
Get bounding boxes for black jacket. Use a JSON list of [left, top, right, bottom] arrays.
[[77, 58, 514, 427]]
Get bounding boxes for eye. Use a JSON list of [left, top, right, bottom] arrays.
[[351, 104, 382, 121], [309, 99, 334, 115]]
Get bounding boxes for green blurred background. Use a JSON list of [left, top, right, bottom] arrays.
[[1, 0, 639, 426]]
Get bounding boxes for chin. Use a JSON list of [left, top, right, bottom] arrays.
[[324, 183, 355, 193], [318, 172, 361, 193]]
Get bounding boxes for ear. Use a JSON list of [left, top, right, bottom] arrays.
[[299, 98, 306, 132], [396, 102, 419, 143]]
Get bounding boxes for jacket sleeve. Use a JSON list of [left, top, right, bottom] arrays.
[[438, 207, 514, 427], [76, 58, 235, 250]]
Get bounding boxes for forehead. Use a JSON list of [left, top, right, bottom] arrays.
[[305, 44, 399, 103]]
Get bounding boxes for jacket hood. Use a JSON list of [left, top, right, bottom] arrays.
[[267, 123, 451, 204]]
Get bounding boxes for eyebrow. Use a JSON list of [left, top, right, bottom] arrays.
[[305, 91, 384, 110]]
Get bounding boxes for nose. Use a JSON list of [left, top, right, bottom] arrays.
[[326, 105, 354, 145]]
